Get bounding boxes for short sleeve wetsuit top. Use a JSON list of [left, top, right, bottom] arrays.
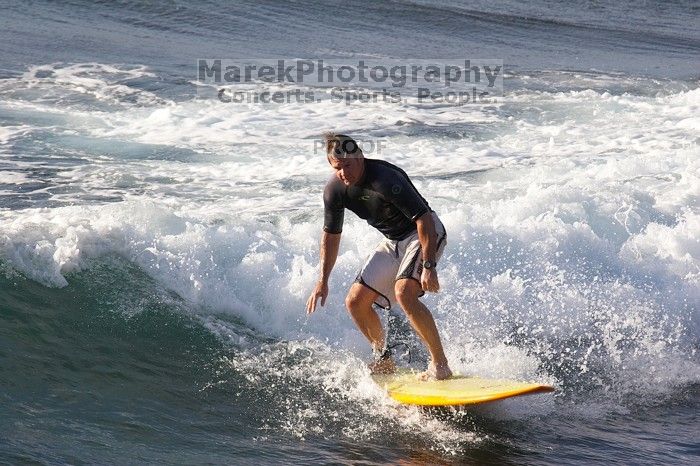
[[323, 158, 431, 241]]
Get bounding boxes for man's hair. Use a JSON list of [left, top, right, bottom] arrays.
[[323, 132, 363, 159]]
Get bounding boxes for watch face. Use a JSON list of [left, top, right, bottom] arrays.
[[423, 260, 434, 269]]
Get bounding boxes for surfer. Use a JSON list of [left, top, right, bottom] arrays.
[[306, 133, 452, 380]]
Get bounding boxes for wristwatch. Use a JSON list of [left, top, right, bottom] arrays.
[[422, 260, 436, 269]]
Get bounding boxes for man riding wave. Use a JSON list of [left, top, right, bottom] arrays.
[[306, 133, 452, 380]]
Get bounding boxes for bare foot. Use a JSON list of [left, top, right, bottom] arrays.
[[418, 361, 452, 381], [368, 357, 396, 375]]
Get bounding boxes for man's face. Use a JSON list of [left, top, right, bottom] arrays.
[[329, 155, 364, 186]]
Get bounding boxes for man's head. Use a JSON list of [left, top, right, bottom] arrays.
[[324, 132, 365, 186]]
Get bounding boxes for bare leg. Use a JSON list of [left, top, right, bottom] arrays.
[[345, 282, 396, 374], [395, 278, 452, 380]]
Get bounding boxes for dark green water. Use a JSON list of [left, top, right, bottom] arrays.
[[2, 258, 698, 464]]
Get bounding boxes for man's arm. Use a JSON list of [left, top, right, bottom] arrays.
[[306, 231, 341, 314], [415, 212, 439, 293]]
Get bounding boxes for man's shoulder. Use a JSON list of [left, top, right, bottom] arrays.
[[324, 172, 340, 186], [365, 158, 412, 188], [324, 173, 344, 198], [365, 158, 410, 180], [365, 157, 402, 172]]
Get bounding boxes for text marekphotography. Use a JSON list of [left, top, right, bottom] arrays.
[[197, 59, 503, 105]]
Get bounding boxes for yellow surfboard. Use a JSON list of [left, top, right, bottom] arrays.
[[372, 370, 555, 406]]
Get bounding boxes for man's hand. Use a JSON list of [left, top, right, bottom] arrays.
[[306, 281, 329, 314], [421, 268, 440, 293]]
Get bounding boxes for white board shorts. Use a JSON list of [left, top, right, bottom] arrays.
[[355, 212, 447, 310]]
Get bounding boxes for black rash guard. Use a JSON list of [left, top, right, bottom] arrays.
[[323, 158, 431, 241]]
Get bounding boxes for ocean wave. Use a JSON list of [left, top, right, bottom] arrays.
[[0, 62, 697, 419]]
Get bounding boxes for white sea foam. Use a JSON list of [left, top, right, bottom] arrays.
[[0, 171, 30, 184], [13, 63, 163, 107], [217, 338, 482, 453], [0, 125, 35, 145]]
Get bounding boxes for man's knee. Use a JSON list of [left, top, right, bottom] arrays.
[[345, 284, 375, 315], [394, 279, 420, 309], [345, 291, 361, 313]]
